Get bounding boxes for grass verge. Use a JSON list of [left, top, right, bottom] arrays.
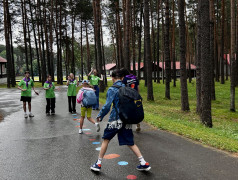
[[99, 80, 238, 153]]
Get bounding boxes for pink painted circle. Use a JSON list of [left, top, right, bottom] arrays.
[[127, 175, 137, 179]]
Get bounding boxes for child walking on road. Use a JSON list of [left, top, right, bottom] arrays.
[[67, 73, 79, 113], [77, 80, 100, 134], [44, 75, 57, 115], [18, 71, 39, 118], [90, 69, 151, 172]]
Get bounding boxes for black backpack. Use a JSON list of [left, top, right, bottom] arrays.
[[113, 85, 144, 124]]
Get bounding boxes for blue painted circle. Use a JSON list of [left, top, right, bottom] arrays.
[[83, 129, 91, 131], [118, 161, 128, 166], [92, 142, 101, 145]]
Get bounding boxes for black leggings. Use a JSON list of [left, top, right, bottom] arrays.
[[68, 96, 76, 112], [46, 98, 56, 113]]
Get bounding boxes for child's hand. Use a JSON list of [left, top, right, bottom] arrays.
[[96, 117, 101, 122], [22, 89, 27, 92], [35, 91, 39, 95]]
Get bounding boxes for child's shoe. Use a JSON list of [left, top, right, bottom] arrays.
[[90, 163, 101, 172], [136, 162, 151, 171], [24, 113, 28, 118], [51, 111, 55, 115], [46, 113, 50, 116], [95, 123, 100, 132], [29, 113, 34, 117], [79, 129, 83, 134]]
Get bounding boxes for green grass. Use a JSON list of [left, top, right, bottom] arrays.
[[99, 80, 238, 153]]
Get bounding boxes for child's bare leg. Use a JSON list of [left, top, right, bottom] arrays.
[[128, 144, 142, 157], [23, 102, 26, 112], [80, 116, 85, 129], [99, 139, 110, 159], [87, 117, 96, 124]]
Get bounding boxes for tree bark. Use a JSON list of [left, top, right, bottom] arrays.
[[144, 0, 154, 101], [178, 0, 190, 111], [165, 0, 171, 99], [200, 0, 212, 127]]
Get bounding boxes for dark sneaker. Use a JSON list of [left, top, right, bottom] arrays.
[[51, 111, 55, 115], [137, 162, 151, 171], [46, 113, 50, 116], [136, 124, 141, 132], [96, 108, 100, 111], [90, 163, 101, 172]]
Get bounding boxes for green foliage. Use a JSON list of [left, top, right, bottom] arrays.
[[99, 80, 238, 153]]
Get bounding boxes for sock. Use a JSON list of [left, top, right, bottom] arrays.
[[24, 112, 27, 114], [96, 158, 102, 165], [138, 156, 146, 165], [95, 123, 98, 126], [29, 111, 31, 114]]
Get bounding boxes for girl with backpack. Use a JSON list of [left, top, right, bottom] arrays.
[[77, 80, 100, 134], [88, 69, 104, 110], [90, 69, 151, 172]]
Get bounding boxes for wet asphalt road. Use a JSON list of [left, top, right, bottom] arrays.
[[0, 86, 238, 180]]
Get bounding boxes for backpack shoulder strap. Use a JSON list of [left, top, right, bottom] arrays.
[[112, 85, 122, 89]]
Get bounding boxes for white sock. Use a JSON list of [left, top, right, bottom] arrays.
[[96, 158, 102, 165], [29, 111, 31, 114], [138, 156, 146, 165], [95, 123, 98, 126], [24, 112, 27, 114]]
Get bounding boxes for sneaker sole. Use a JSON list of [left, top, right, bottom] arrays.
[[90, 167, 100, 172], [137, 166, 151, 171]]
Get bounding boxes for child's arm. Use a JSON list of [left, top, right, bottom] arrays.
[[97, 88, 115, 121]]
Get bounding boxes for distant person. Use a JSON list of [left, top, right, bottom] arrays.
[[18, 71, 39, 118], [90, 69, 151, 172], [76, 80, 100, 134], [88, 69, 103, 110], [121, 68, 141, 132], [44, 75, 57, 115], [67, 73, 79, 113]]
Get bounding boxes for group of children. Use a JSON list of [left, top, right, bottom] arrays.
[[18, 68, 150, 172]]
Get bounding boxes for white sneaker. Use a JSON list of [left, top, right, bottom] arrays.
[[29, 113, 34, 117], [24, 114, 28, 118], [95, 123, 100, 132], [79, 129, 83, 134]]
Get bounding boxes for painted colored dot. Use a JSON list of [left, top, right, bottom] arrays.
[[127, 175, 137, 179], [103, 154, 120, 159], [118, 161, 128, 166], [82, 129, 91, 131], [72, 114, 77, 116], [96, 147, 101, 151], [89, 139, 96, 141], [76, 126, 80, 128], [85, 132, 92, 135], [92, 142, 101, 145]]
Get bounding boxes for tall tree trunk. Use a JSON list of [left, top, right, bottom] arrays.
[[196, 0, 202, 114], [30, 0, 41, 82], [156, 0, 161, 83], [138, 2, 143, 80], [95, 0, 104, 92], [178, 0, 189, 111], [172, 0, 176, 87], [21, 0, 29, 71], [150, 0, 156, 82], [144, 0, 154, 101], [71, 14, 76, 75], [26, 15, 34, 81], [200, 0, 212, 128], [49, 0, 54, 81], [124, 0, 131, 71], [230, 0, 236, 111], [162, 5, 165, 84], [132, 0, 136, 75], [81, 19, 84, 80], [3, 0, 12, 88], [85, 22, 91, 75], [101, 23, 107, 87], [165, 0, 171, 99], [220, 0, 225, 84], [210, 0, 216, 100]]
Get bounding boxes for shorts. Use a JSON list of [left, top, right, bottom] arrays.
[[20, 96, 31, 102], [81, 106, 92, 118], [102, 121, 134, 146]]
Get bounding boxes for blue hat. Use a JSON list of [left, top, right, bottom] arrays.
[[82, 80, 89, 84]]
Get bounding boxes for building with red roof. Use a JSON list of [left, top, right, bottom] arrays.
[[0, 56, 7, 78]]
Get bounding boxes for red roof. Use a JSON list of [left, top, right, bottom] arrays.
[[105, 63, 116, 70], [130, 62, 144, 70], [0, 56, 7, 63], [157, 62, 196, 70]]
